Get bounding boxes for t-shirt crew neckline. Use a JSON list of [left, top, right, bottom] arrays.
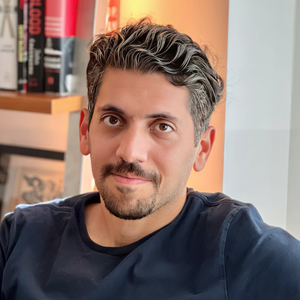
[[77, 189, 194, 256]]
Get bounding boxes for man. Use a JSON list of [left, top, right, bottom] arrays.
[[1, 18, 300, 299]]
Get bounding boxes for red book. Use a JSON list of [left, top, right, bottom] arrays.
[[44, 0, 78, 94]]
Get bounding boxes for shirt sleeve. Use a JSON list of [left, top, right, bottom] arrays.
[[224, 205, 300, 300]]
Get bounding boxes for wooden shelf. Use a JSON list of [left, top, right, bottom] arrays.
[[0, 91, 86, 114]]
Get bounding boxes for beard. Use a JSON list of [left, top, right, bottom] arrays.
[[96, 160, 162, 220]]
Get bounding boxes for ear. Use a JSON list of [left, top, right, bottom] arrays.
[[79, 108, 90, 156], [193, 126, 215, 172]]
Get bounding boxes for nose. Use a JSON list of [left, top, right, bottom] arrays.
[[116, 125, 149, 163]]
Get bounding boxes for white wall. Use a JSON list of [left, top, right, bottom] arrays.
[[224, 0, 296, 230], [287, 1, 300, 239]]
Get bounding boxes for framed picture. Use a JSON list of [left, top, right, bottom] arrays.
[[2, 155, 64, 218]]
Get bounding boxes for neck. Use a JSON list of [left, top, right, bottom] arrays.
[[85, 190, 187, 247]]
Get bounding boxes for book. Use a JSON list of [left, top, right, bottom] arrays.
[[70, 0, 97, 96], [17, 0, 27, 92], [0, 0, 18, 90], [44, 0, 78, 94], [23, 0, 28, 92], [27, 0, 44, 92]]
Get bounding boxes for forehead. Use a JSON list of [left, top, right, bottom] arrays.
[[95, 68, 191, 118]]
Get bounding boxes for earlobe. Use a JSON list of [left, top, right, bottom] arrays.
[[193, 126, 215, 172], [79, 108, 90, 156]]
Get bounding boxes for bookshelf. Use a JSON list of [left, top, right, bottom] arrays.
[[0, 91, 91, 199], [0, 91, 85, 114], [0, 0, 97, 208]]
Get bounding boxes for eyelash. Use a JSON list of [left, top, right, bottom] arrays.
[[102, 115, 174, 133], [103, 115, 123, 127], [154, 123, 173, 133]]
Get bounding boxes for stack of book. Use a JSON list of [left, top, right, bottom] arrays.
[[0, 0, 79, 94]]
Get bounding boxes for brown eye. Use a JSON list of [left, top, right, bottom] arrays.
[[103, 116, 121, 126], [155, 123, 173, 132], [109, 116, 118, 124]]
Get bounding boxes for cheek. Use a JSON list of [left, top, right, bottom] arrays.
[[151, 142, 196, 178], [89, 145, 113, 177], [89, 137, 118, 160]]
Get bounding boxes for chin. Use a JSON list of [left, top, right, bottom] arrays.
[[99, 185, 158, 220], [104, 198, 157, 220]]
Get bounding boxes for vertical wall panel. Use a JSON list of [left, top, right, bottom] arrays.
[[224, 0, 296, 229], [287, 1, 300, 239]]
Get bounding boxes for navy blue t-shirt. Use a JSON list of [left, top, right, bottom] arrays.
[[1, 190, 300, 299]]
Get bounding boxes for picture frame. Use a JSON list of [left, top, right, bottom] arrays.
[[2, 155, 64, 218]]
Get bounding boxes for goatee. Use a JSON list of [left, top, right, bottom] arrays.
[[97, 160, 161, 220]]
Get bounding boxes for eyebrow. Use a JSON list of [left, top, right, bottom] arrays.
[[97, 105, 125, 115], [97, 105, 178, 121], [145, 113, 178, 121]]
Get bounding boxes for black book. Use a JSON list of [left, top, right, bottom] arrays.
[[27, 0, 44, 92], [17, 0, 26, 91]]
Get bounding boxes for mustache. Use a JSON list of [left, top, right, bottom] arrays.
[[100, 160, 161, 188]]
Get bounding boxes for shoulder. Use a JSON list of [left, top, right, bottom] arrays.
[[187, 190, 300, 297], [223, 199, 300, 298], [183, 190, 256, 248], [0, 192, 99, 257], [3, 192, 91, 224], [187, 189, 250, 209], [186, 190, 252, 227], [225, 203, 300, 258]]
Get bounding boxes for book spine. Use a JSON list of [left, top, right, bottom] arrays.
[[22, 0, 28, 91], [0, 0, 18, 90], [44, 0, 78, 94], [17, 0, 26, 91], [27, 0, 44, 92]]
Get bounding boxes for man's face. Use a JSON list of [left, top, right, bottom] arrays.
[[80, 68, 213, 220]]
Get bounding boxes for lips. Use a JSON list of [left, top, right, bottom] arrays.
[[111, 173, 151, 185], [100, 161, 161, 188]]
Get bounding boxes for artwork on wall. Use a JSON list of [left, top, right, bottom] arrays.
[[1, 155, 64, 218]]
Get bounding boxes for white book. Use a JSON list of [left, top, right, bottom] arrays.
[[0, 0, 18, 90]]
